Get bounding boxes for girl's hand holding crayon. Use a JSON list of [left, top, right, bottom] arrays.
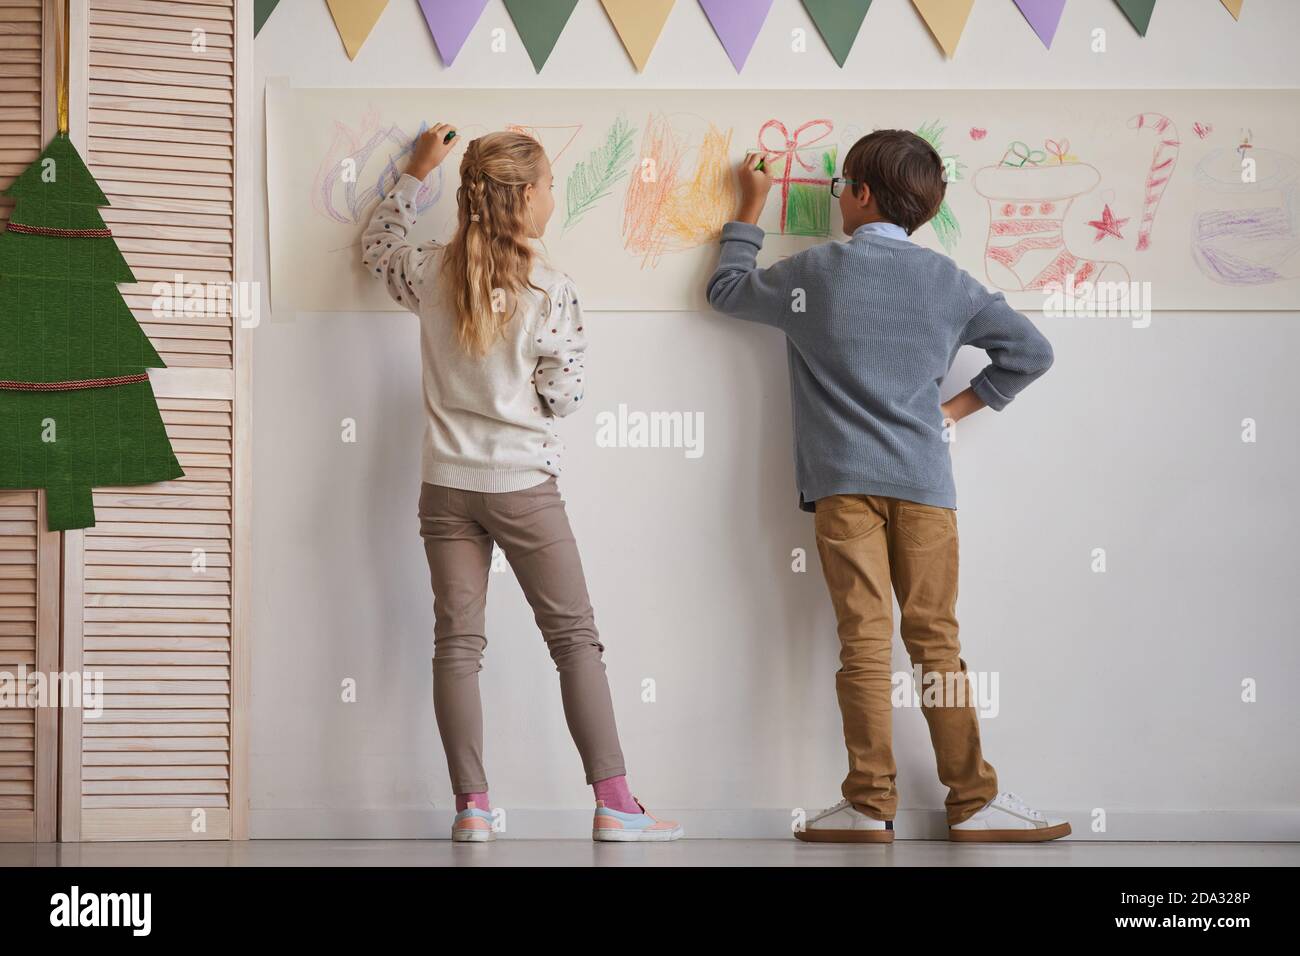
[[735, 151, 777, 224], [407, 122, 459, 181]]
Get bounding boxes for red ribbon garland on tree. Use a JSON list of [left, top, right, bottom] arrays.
[[5, 222, 112, 238], [0, 373, 150, 391]]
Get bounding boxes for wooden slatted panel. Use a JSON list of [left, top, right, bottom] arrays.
[[86, 0, 235, 369], [78, 397, 232, 839], [0, 492, 38, 840], [1, 0, 57, 846], [0, 0, 44, 229]]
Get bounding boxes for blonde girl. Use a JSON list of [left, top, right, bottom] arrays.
[[362, 124, 681, 843]]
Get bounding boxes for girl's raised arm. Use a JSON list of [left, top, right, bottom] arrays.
[[360, 123, 458, 309]]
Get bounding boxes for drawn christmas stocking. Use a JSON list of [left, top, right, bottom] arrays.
[[973, 162, 1129, 292]]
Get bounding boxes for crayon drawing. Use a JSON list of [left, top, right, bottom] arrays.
[[622, 113, 736, 268], [312, 106, 443, 226], [756, 119, 835, 237], [916, 119, 964, 253], [564, 115, 637, 232], [268, 87, 1300, 312], [973, 141, 1129, 293], [506, 123, 582, 164], [1192, 144, 1300, 285], [1128, 113, 1180, 250]]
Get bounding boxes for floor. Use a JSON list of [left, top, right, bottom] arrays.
[[3, 839, 1297, 867]]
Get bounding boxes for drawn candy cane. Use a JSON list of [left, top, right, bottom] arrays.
[[1128, 112, 1180, 251], [757, 118, 834, 233]]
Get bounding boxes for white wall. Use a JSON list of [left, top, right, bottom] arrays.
[[250, 0, 1300, 840]]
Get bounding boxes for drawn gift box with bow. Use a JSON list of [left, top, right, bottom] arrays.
[[757, 119, 837, 237]]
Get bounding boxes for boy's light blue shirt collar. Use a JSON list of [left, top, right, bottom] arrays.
[[853, 221, 909, 241]]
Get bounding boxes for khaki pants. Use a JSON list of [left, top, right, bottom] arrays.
[[814, 494, 998, 825], [418, 477, 626, 793]]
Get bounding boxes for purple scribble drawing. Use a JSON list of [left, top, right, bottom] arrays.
[[1191, 145, 1300, 286], [312, 107, 443, 226], [1194, 209, 1290, 284]]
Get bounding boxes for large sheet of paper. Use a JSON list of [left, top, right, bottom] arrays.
[[267, 84, 1300, 313]]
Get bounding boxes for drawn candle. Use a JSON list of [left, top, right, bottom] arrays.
[[1191, 146, 1300, 286]]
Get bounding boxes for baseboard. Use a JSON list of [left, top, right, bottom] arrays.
[[250, 808, 1300, 842]]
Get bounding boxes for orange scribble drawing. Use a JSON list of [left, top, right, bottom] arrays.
[[622, 113, 736, 268]]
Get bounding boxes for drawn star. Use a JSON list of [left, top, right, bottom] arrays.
[[1087, 204, 1129, 242]]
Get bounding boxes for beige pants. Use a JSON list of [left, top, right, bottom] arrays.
[[814, 494, 998, 825], [418, 477, 626, 793]]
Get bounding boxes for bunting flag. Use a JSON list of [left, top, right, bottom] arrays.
[[910, 0, 975, 58], [325, 0, 390, 60], [504, 0, 579, 72], [1113, 0, 1157, 36], [253, 0, 280, 36], [801, 0, 872, 68], [418, 0, 489, 66], [1013, 0, 1066, 49], [698, 0, 773, 72], [601, 0, 675, 72], [1220, 0, 1243, 18]]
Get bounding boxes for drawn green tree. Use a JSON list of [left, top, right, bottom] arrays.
[[564, 115, 637, 231], [916, 119, 964, 253], [0, 134, 183, 531]]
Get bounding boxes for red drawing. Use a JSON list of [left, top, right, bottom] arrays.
[[1193, 121, 1213, 140], [973, 142, 1129, 294], [756, 118, 835, 234], [1128, 113, 1180, 251], [1087, 204, 1129, 241], [970, 127, 988, 140], [1237, 128, 1254, 160], [505, 123, 582, 164]]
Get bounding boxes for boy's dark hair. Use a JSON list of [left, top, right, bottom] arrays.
[[842, 130, 946, 235]]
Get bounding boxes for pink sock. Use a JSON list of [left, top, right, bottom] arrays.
[[593, 775, 640, 814], [456, 791, 489, 812]]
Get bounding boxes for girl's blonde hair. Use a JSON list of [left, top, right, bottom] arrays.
[[439, 131, 548, 356]]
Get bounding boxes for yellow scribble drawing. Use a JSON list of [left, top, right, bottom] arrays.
[[622, 113, 736, 268]]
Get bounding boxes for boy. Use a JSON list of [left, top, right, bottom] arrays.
[[707, 130, 1068, 843]]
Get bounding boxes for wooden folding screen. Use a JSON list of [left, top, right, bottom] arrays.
[[0, 0, 60, 844], [56, 0, 251, 842]]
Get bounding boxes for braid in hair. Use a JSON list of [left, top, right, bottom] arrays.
[[440, 132, 548, 356]]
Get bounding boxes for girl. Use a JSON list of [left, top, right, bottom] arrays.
[[362, 124, 681, 843]]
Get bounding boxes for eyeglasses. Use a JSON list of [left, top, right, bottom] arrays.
[[830, 176, 858, 198]]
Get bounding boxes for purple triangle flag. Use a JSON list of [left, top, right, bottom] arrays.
[[419, 0, 489, 66], [698, 0, 773, 72], [1013, 0, 1066, 48]]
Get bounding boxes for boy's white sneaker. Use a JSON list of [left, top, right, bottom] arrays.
[[795, 799, 894, 843], [949, 791, 1071, 843]]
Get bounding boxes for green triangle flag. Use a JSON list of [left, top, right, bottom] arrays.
[[254, 0, 280, 36], [504, 0, 579, 72], [1113, 0, 1157, 36], [801, 0, 872, 67], [0, 135, 184, 531]]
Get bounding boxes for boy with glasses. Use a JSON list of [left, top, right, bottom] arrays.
[[707, 130, 1067, 843]]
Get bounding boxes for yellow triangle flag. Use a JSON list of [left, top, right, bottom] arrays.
[[600, 0, 676, 71], [326, 0, 390, 60], [1220, 0, 1243, 19], [910, 0, 974, 58]]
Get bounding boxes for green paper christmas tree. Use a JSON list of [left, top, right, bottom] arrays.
[[0, 133, 183, 531]]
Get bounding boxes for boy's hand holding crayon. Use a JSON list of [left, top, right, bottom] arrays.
[[407, 122, 459, 181], [735, 151, 777, 225]]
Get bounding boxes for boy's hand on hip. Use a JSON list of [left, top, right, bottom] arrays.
[[735, 151, 776, 224], [407, 123, 459, 182], [941, 387, 987, 425]]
